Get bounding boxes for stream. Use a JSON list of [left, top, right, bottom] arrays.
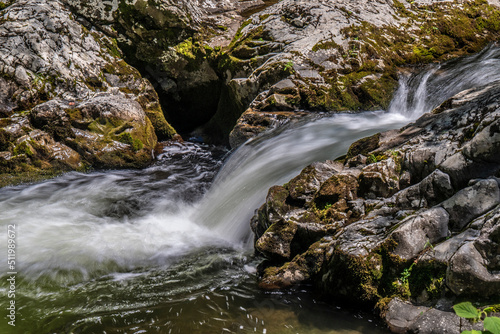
[[1, 43, 500, 334]]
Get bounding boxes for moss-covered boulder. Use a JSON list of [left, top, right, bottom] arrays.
[[0, 0, 176, 187], [31, 94, 157, 167]]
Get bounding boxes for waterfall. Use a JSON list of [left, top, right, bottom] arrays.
[[196, 42, 500, 244], [1, 44, 500, 280]]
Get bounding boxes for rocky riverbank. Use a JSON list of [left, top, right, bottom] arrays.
[[251, 80, 500, 332]]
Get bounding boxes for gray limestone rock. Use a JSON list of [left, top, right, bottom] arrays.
[[441, 179, 500, 231], [390, 208, 450, 260]]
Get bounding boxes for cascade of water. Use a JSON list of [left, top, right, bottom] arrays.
[[389, 42, 500, 117], [2, 43, 500, 334], [196, 42, 500, 244]]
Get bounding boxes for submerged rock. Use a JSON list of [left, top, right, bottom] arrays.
[[252, 80, 500, 332]]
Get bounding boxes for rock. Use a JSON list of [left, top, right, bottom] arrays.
[[384, 297, 483, 334], [390, 208, 449, 261], [358, 158, 400, 199], [441, 179, 500, 231], [255, 219, 298, 261], [462, 118, 500, 163], [0, 0, 176, 186], [287, 161, 342, 204], [30, 93, 157, 168], [446, 205, 500, 297], [392, 169, 454, 210], [229, 109, 309, 148], [314, 173, 359, 208], [251, 185, 292, 240], [61, 0, 268, 136], [384, 298, 429, 334], [408, 308, 467, 334]]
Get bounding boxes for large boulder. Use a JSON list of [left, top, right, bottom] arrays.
[[0, 0, 176, 186], [225, 0, 500, 147]]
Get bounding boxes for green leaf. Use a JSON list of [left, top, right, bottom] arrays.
[[461, 330, 484, 334], [484, 307, 495, 314], [484, 317, 500, 334], [454, 302, 480, 319]]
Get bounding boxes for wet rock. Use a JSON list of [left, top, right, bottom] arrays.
[[251, 185, 292, 240], [229, 109, 309, 148], [255, 219, 298, 261]]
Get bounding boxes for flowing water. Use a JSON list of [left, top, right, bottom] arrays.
[[2, 43, 500, 334]]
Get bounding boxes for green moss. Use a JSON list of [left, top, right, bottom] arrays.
[[408, 261, 447, 301], [103, 60, 142, 80], [13, 141, 33, 157], [144, 107, 176, 140], [324, 250, 383, 303], [118, 132, 143, 151], [312, 40, 341, 52], [0, 129, 12, 151], [175, 38, 196, 60], [230, 19, 253, 48], [259, 14, 271, 21]]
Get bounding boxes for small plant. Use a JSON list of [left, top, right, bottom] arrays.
[[423, 239, 434, 252], [284, 61, 294, 72], [453, 302, 500, 334], [368, 154, 377, 164], [400, 261, 416, 284]]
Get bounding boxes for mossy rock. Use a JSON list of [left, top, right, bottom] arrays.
[[314, 174, 359, 209], [346, 133, 381, 160]]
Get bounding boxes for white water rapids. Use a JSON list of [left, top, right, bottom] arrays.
[[1, 43, 500, 333]]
